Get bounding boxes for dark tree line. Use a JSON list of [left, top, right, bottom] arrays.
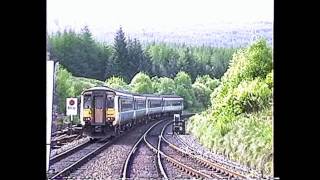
[[48, 26, 237, 82]]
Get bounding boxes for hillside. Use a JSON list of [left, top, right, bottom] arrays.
[[92, 21, 272, 48], [187, 39, 273, 175]]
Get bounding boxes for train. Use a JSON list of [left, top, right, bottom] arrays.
[[80, 86, 184, 139]]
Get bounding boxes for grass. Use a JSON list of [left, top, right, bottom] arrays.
[[187, 105, 273, 175]]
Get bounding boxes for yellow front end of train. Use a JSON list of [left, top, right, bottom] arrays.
[[81, 87, 117, 138]]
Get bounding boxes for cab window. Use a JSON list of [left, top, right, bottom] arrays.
[[83, 95, 92, 108], [106, 96, 114, 108]]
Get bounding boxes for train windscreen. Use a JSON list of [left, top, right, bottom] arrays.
[[106, 96, 114, 108], [83, 95, 92, 108]]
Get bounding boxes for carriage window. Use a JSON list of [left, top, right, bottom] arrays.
[[137, 100, 146, 109], [94, 96, 104, 109], [173, 101, 181, 106], [121, 99, 133, 112], [106, 96, 114, 108], [83, 95, 92, 108], [150, 100, 161, 108]]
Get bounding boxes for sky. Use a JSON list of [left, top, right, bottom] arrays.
[[47, 0, 273, 33]]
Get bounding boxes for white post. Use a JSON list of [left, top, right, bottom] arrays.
[[46, 60, 54, 173]]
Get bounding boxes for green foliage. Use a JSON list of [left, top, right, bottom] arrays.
[[192, 82, 211, 109], [110, 27, 129, 81], [74, 77, 106, 86], [232, 79, 272, 114], [212, 39, 272, 119], [174, 71, 196, 109], [192, 75, 220, 108], [130, 72, 154, 94], [105, 76, 129, 90], [49, 27, 111, 81], [50, 26, 236, 84], [146, 43, 236, 80], [71, 78, 97, 97], [187, 39, 273, 176], [174, 71, 193, 87], [195, 75, 220, 90], [156, 77, 176, 95], [56, 66, 75, 114], [56, 66, 106, 114], [265, 70, 273, 88], [221, 39, 272, 87]]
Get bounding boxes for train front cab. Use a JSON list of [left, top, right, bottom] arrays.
[[82, 90, 116, 138]]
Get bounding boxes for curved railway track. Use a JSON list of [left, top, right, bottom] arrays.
[[173, 133, 275, 179], [120, 119, 166, 179], [173, 133, 256, 176], [48, 117, 168, 179], [48, 114, 264, 179], [120, 114, 196, 179], [142, 120, 254, 179], [144, 120, 204, 179], [162, 122, 249, 179]]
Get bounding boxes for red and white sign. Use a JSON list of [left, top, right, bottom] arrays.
[[66, 98, 77, 115]]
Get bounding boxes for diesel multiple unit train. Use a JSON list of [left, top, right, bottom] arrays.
[[80, 86, 184, 139]]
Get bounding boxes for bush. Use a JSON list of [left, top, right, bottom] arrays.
[[106, 76, 129, 90], [265, 70, 273, 88], [130, 72, 154, 93], [56, 66, 107, 114], [156, 77, 175, 95], [56, 66, 75, 114], [174, 71, 196, 109], [195, 75, 220, 91], [192, 82, 212, 108], [232, 79, 272, 114], [187, 39, 273, 176]]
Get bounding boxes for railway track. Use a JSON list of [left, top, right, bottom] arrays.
[[162, 122, 250, 179], [50, 137, 90, 158], [144, 120, 196, 179], [171, 124, 273, 179], [141, 120, 254, 179], [173, 133, 256, 176], [49, 138, 91, 165], [121, 119, 167, 179], [48, 114, 259, 179], [56, 118, 165, 179], [48, 136, 116, 179], [120, 114, 196, 179]]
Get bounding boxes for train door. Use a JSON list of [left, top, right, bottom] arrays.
[[92, 91, 106, 124]]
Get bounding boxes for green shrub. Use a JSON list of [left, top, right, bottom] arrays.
[[106, 76, 129, 90], [130, 72, 154, 93], [187, 39, 273, 176]]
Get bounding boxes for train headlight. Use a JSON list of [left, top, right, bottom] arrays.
[[84, 117, 91, 121]]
